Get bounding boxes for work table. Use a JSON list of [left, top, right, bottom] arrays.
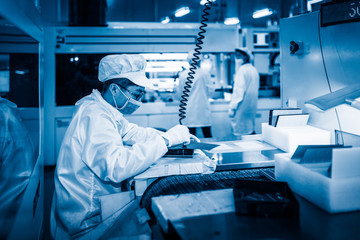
[[132, 137, 360, 240]]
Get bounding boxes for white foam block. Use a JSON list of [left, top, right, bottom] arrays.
[[262, 123, 331, 153], [275, 153, 360, 213]]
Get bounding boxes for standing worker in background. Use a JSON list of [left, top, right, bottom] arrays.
[[51, 54, 196, 238], [228, 49, 259, 135], [177, 52, 212, 138]]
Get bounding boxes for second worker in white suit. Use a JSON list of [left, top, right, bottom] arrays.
[[229, 49, 259, 135], [177, 52, 212, 138]]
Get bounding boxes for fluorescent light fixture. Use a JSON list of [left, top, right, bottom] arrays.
[[224, 17, 240, 25], [175, 7, 190, 17], [147, 62, 187, 72], [15, 70, 26, 75], [200, 0, 215, 5], [146, 67, 183, 73], [141, 53, 188, 60], [147, 62, 187, 68], [252, 8, 273, 19], [161, 16, 170, 24]]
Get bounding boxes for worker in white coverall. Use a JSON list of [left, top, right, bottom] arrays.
[[228, 49, 259, 135], [51, 54, 196, 238], [177, 52, 212, 138], [0, 97, 36, 239]]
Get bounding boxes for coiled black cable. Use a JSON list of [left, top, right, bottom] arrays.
[[178, 0, 212, 125]]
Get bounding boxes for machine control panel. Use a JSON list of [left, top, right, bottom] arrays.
[[321, 0, 360, 26]]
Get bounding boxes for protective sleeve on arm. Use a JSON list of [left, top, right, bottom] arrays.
[[81, 113, 168, 183], [121, 121, 165, 146], [229, 71, 246, 110]]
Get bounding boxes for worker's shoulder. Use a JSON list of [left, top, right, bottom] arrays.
[[0, 100, 21, 123], [241, 63, 257, 70], [81, 100, 106, 113], [240, 64, 259, 75], [74, 98, 108, 118], [0, 98, 17, 112]]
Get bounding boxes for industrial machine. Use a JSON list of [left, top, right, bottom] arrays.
[[280, 2, 360, 145], [276, 0, 360, 217]]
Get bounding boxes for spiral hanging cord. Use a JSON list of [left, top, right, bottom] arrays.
[[178, 0, 212, 125]]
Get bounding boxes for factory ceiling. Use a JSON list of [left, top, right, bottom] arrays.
[[1, 0, 302, 28], [54, 0, 298, 27], [106, 0, 298, 27]]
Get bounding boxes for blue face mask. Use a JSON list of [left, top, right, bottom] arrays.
[[112, 85, 142, 115]]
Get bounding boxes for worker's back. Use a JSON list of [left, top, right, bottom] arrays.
[[178, 67, 212, 127]]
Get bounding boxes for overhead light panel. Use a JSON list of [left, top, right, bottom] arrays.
[[141, 53, 188, 60], [147, 61, 187, 68], [224, 17, 240, 25], [161, 16, 170, 24], [200, 0, 215, 5], [146, 67, 183, 73], [175, 7, 190, 17], [252, 8, 273, 19]]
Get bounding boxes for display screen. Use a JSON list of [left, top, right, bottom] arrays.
[[321, 0, 360, 26]]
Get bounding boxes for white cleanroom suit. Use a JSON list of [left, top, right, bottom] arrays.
[[229, 63, 259, 135], [178, 67, 212, 127], [51, 89, 168, 237], [0, 97, 36, 239]]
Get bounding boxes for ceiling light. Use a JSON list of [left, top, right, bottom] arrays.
[[252, 8, 273, 19], [15, 70, 27, 75], [147, 62, 186, 68], [224, 17, 240, 25], [175, 7, 190, 17], [200, 0, 215, 5], [161, 16, 170, 24], [141, 53, 188, 60], [145, 67, 183, 73]]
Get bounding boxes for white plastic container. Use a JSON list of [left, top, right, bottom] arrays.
[[275, 151, 360, 213]]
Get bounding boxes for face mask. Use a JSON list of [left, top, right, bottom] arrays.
[[112, 86, 142, 115]]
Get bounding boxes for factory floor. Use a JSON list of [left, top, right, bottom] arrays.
[[43, 166, 56, 240]]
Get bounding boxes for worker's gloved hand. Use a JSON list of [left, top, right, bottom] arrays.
[[162, 125, 191, 147], [228, 108, 236, 118], [190, 134, 200, 143]]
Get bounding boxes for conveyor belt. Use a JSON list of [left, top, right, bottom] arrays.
[[140, 168, 275, 213]]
